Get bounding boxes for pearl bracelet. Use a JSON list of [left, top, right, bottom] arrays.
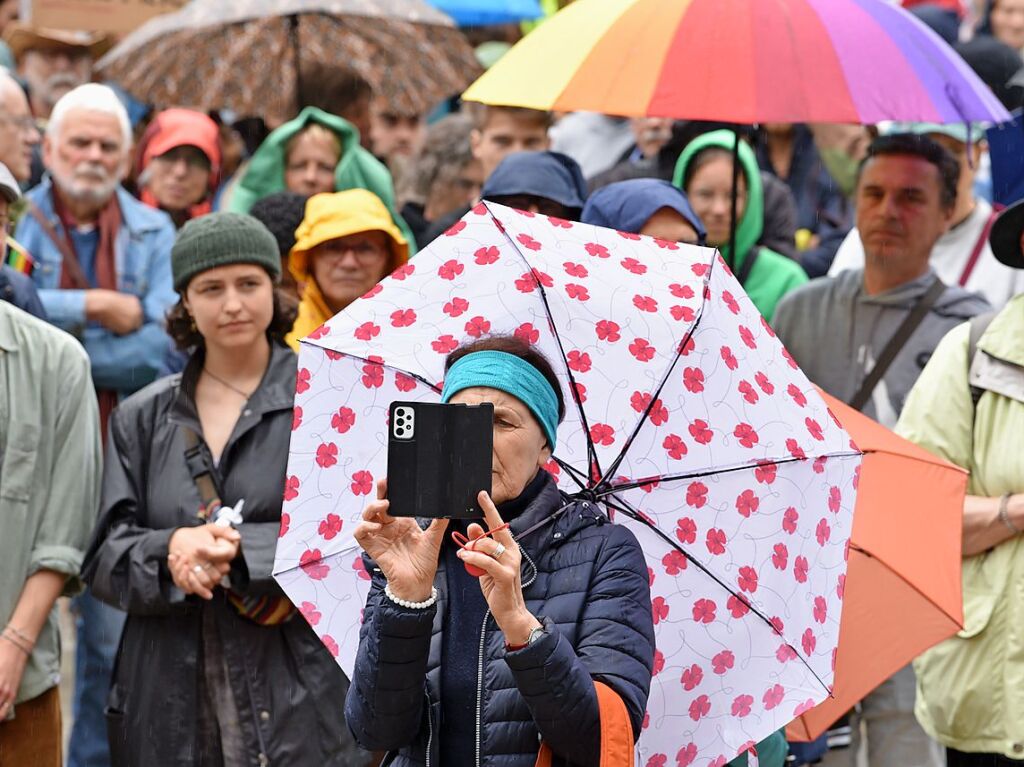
[[384, 584, 438, 610]]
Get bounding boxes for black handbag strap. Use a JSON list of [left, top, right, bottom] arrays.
[[848, 275, 946, 412], [181, 425, 221, 517], [735, 245, 760, 287]]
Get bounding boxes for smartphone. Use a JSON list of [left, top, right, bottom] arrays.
[[386, 401, 494, 519]]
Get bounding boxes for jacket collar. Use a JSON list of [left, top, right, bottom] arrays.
[[0, 301, 21, 352], [979, 293, 1024, 368]]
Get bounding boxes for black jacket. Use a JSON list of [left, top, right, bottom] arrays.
[[82, 344, 364, 767], [345, 474, 656, 767]]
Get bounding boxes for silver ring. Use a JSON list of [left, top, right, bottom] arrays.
[[193, 564, 204, 574], [490, 543, 506, 560]]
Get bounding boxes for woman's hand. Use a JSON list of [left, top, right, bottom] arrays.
[[457, 491, 542, 646], [168, 524, 241, 599], [353, 478, 448, 602], [0, 637, 29, 721]]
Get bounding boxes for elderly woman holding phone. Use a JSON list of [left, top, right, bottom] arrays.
[[345, 335, 656, 766]]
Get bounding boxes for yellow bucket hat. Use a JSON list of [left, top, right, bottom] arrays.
[[289, 189, 409, 280]]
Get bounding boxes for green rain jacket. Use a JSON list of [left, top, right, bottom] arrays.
[[227, 107, 416, 252], [673, 130, 806, 319], [897, 295, 1024, 758]]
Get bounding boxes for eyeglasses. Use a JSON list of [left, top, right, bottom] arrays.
[[152, 146, 212, 171], [313, 239, 388, 264], [0, 113, 38, 134]]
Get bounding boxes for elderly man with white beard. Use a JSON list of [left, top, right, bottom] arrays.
[[15, 82, 175, 767]]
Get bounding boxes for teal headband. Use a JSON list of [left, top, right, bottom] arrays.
[[441, 351, 560, 449]]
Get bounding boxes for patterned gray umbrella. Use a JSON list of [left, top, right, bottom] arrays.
[[97, 0, 480, 121]]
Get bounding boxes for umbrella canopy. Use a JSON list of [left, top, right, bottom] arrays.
[[428, 0, 544, 26], [97, 0, 480, 121], [787, 392, 966, 742], [462, 0, 1011, 124], [273, 202, 863, 763]]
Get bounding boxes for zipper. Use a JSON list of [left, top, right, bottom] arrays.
[[425, 689, 434, 767], [475, 539, 540, 767]]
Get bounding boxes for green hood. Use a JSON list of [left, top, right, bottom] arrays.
[[672, 129, 764, 270], [228, 107, 415, 252]]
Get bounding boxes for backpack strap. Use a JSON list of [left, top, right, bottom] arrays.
[[957, 210, 999, 288], [735, 245, 760, 288], [967, 312, 996, 408], [181, 425, 221, 520], [534, 681, 634, 767]]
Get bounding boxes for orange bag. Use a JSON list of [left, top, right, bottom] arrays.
[[534, 681, 634, 767]]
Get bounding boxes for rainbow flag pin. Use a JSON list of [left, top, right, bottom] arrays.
[[4, 235, 33, 275]]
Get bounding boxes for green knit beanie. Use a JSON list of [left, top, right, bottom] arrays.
[[171, 212, 281, 291]]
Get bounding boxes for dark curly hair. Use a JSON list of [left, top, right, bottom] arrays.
[[166, 286, 299, 352]]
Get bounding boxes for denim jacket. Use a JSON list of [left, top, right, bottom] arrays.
[[17, 177, 177, 393]]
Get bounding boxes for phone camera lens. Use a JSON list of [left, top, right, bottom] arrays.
[[396, 427, 405, 436], [396, 417, 405, 426]]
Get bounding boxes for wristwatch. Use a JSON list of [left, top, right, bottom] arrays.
[[506, 624, 547, 652]]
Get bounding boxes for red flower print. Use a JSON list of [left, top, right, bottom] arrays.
[[706, 528, 727, 555], [565, 283, 590, 301], [595, 319, 620, 342], [567, 349, 592, 372], [782, 348, 799, 370], [629, 338, 656, 362], [738, 380, 759, 404], [838, 574, 846, 600], [755, 372, 775, 394], [739, 326, 757, 349], [620, 257, 647, 274], [691, 262, 709, 277], [663, 434, 687, 460], [300, 549, 329, 580], [633, 294, 658, 312], [688, 694, 711, 721], [731, 694, 754, 717], [734, 423, 759, 448], [680, 663, 704, 691], [589, 423, 615, 446], [515, 272, 539, 293], [816, 518, 831, 546], [777, 644, 798, 662], [720, 345, 739, 370], [321, 634, 339, 657], [692, 598, 717, 624], [316, 443, 338, 468], [472, 202, 487, 215], [571, 381, 587, 404], [391, 263, 415, 280], [670, 283, 695, 299], [390, 308, 417, 328], [787, 383, 808, 407], [361, 283, 383, 300], [543, 459, 560, 478], [814, 596, 828, 624], [721, 290, 741, 315], [686, 481, 708, 508], [354, 321, 380, 341], [736, 489, 759, 517], [445, 220, 467, 237], [318, 513, 342, 540], [738, 566, 759, 593], [474, 246, 500, 264], [761, 314, 777, 337], [728, 595, 750, 618], [783, 506, 799, 534], [813, 456, 828, 474], [794, 698, 817, 717], [464, 315, 491, 338], [443, 296, 469, 317], [517, 233, 542, 251], [763, 684, 785, 710], [307, 323, 330, 340], [563, 261, 588, 278], [283, 475, 300, 501], [645, 396, 668, 424], [828, 486, 842, 513], [802, 628, 817, 655], [682, 367, 705, 393], [324, 349, 344, 361], [584, 242, 610, 258], [437, 259, 464, 280], [754, 462, 777, 485], [772, 542, 789, 570], [676, 744, 698, 767], [712, 650, 735, 675], [361, 361, 384, 388], [647, 754, 666, 767], [292, 406, 303, 432], [670, 305, 696, 323], [514, 322, 539, 345], [771, 615, 784, 634], [331, 406, 356, 434], [516, 208, 535, 218], [395, 372, 417, 392], [663, 549, 688, 575], [299, 601, 321, 626], [794, 555, 809, 583], [432, 334, 459, 354], [351, 470, 374, 496], [805, 417, 825, 441], [675, 517, 697, 545], [689, 420, 713, 445], [631, 390, 650, 412], [548, 215, 573, 228], [295, 367, 311, 394], [786, 438, 806, 460], [652, 596, 669, 625], [278, 513, 290, 537]]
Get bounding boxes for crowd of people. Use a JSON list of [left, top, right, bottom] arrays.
[[1, 0, 1024, 766]]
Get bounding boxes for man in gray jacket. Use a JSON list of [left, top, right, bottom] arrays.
[[773, 133, 990, 765]]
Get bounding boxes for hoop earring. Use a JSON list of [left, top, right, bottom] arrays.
[[189, 316, 197, 332]]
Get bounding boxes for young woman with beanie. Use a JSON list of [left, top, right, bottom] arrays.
[[81, 212, 369, 766]]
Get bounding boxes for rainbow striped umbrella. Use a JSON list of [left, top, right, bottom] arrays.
[[462, 0, 1010, 124]]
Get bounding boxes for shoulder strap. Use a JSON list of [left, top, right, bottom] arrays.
[[180, 425, 221, 516], [534, 681, 634, 767], [848, 275, 946, 412], [958, 210, 999, 287], [25, 199, 91, 290], [735, 245, 760, 287], [967, 311, 996, 408]]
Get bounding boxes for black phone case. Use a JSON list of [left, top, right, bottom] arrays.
[[386, 401, 493, 519]]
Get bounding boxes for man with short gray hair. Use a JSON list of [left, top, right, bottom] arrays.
[[14, 81, 176, 767], [0, 71, 39, 184]]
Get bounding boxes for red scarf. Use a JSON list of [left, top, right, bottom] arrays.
[[139, 187, 212, 226]]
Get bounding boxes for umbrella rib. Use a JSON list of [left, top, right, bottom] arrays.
[[300, 343, 443, 393], [600, 490, 833, 697], [848, 543, 962, 626]]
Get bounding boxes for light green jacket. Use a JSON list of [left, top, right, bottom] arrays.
[[0, 302, 101, 706], [896, 294, 1024, 757]]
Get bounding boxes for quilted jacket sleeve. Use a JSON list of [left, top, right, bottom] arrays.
[[344, 557, 435, 751], [504, 523, 655, 765]]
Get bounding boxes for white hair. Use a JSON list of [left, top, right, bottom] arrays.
[[46, 83, 132, 151]]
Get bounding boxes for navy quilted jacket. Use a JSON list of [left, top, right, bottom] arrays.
[[344, 473, 655, 766]]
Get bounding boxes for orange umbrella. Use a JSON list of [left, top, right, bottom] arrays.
[[787, 391, 966, 741]]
